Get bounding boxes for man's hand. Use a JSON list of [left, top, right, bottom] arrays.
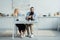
[[28, 16, 31, 18], [26, 15, 32, 20]]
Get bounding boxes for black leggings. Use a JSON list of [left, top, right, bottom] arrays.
[[15, 24, 26, 32]]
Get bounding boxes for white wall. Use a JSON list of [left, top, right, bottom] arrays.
[[13, 0, 60, 16], [0, 0, 12, 15], [13, 0, 30, 14], [0, 0, 60, 15], [30, 0, 59, 16]]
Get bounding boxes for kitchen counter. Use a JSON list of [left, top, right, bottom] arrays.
[[0, 16, 60, 30]]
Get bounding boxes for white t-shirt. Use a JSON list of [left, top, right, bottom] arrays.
[[17, 13, 25, 21]]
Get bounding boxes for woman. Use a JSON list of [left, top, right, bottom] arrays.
[[13, 8, 26, 38]]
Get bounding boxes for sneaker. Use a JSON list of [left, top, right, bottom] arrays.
[[30, 34, 34, 38], [23, 34, 25, 37], [26, 35, 30, 37]]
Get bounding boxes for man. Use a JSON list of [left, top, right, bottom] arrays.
[[26, 7, 36, 38]]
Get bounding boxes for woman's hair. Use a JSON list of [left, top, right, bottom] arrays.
[[13, 8, 19, 16], [14, 8, 18, 13]]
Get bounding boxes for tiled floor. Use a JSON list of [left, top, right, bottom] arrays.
[[0, 30, 60, 40], [0, 37, 60, 40]]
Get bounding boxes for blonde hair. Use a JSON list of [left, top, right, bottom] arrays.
[[14, 8, 18, 13], [14, 8, 19, 16]]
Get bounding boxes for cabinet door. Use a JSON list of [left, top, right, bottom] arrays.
[[0, 0, 12, 14]]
